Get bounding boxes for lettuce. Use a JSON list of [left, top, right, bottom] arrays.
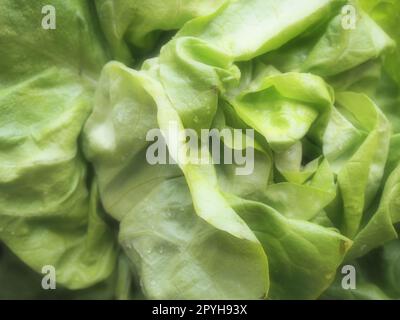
[[0, 0, 399, 300]]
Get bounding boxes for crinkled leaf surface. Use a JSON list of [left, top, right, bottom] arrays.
[[1, 0, 400, 300]]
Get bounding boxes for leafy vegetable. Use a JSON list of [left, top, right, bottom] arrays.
[[0, 0, 399, 300]]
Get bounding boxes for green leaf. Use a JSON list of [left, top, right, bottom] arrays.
[[0, 0, 117, 289], [227, 194, 351, 299]]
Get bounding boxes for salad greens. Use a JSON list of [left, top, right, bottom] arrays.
[[0, 0, 399, 299]]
